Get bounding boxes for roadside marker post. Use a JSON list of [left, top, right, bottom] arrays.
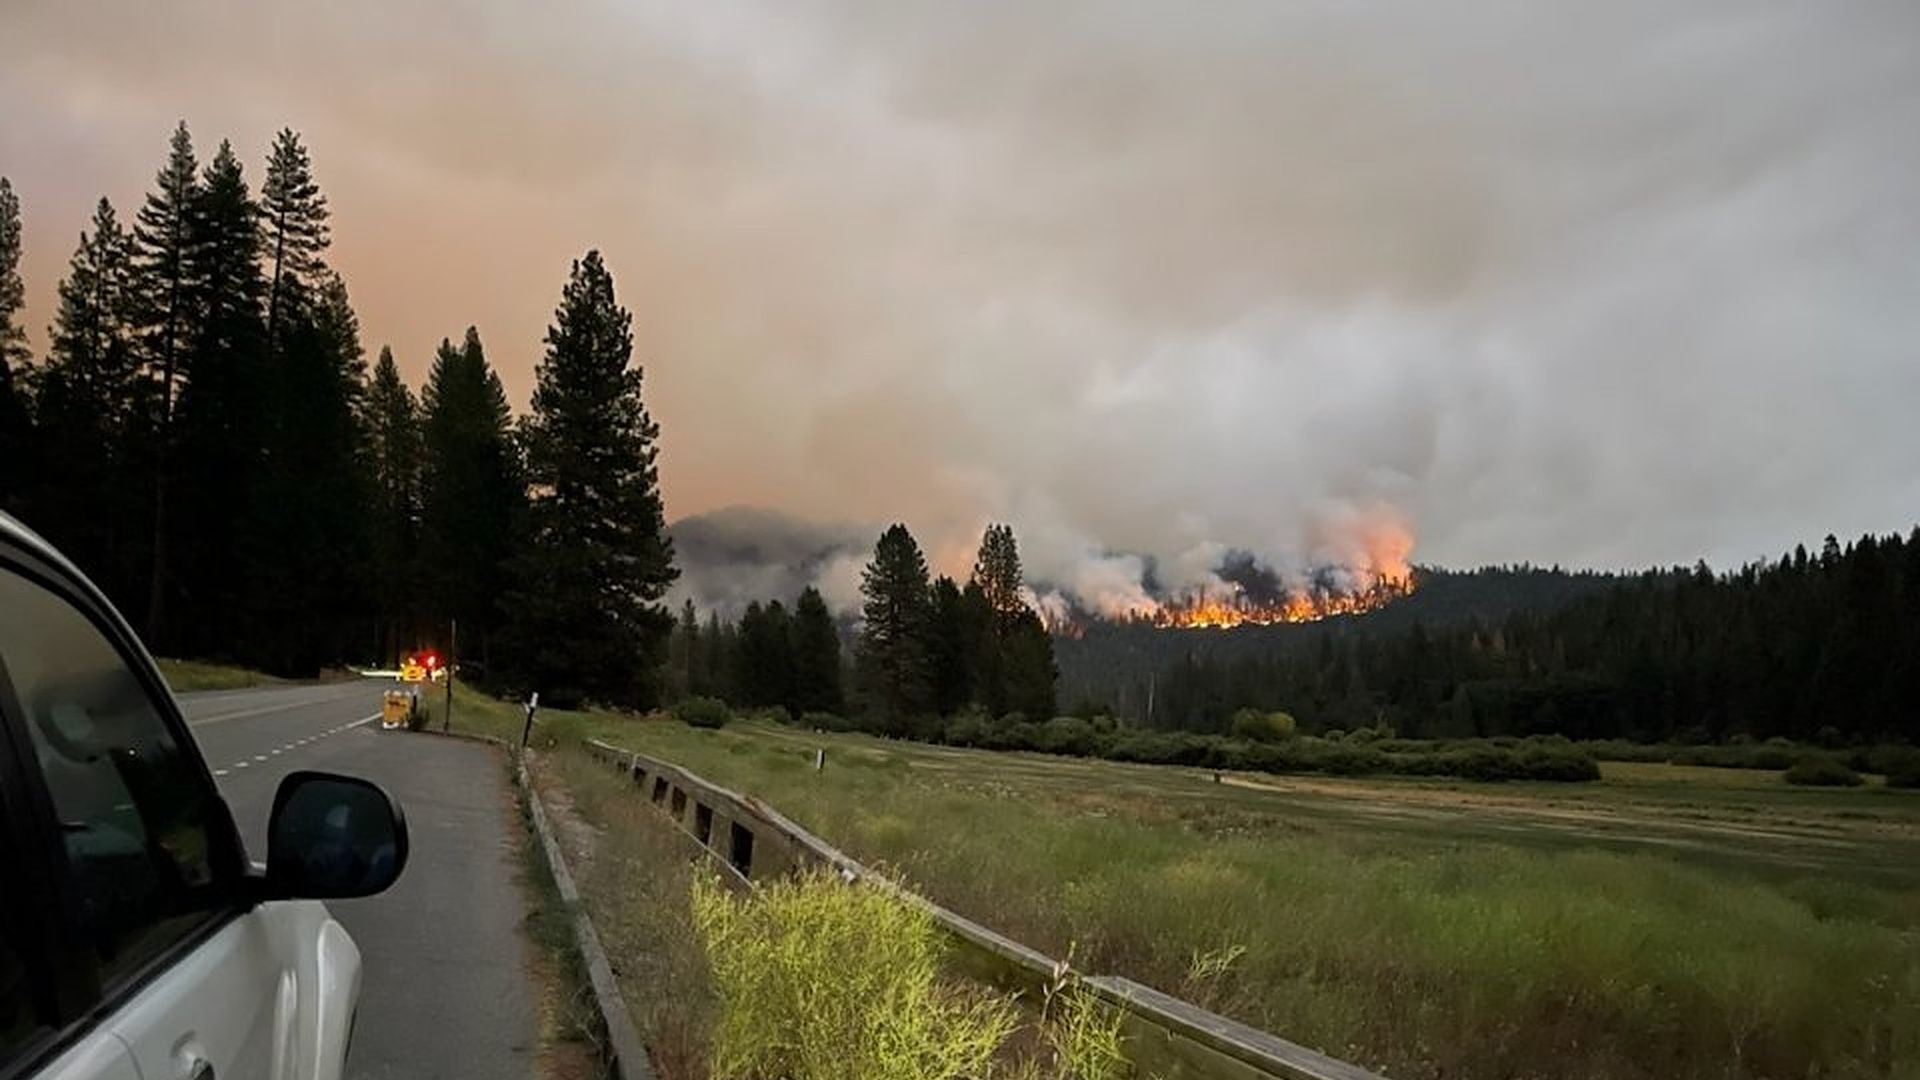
[[442, 618, 458, 733], [520, 691, 540, 750]]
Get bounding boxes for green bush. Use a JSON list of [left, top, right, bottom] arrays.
[[1516, 746, 1603, 782], [1035, 716, 1101, 757], [1229, 709, 1297, 743], [798, 710, 845, 731], [1848, 742, 1920, 778], [1783, 755, 1863, 787], [675, 696, 730, 729], [941, 710, 993, 747]]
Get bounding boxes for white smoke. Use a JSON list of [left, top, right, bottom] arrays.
[[668, 502, 1416, 622]]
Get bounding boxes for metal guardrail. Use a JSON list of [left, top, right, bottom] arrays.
[[583, 737, 1388, 1080]]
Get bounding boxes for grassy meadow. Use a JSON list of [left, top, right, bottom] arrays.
[[443, 687, 1920, 1079], [154, 656, 286, 692]]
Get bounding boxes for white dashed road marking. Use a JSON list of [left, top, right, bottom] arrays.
[[213, 711, 383, 772]]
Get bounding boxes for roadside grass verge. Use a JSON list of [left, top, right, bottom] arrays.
[[542, 748, 716, 1080], [573, 717, 1919, 1080], [510, 757, 612, 1079], [155, 656, 284, 692], [542, 747, 1132, 1080]]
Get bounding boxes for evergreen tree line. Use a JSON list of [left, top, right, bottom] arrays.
[[664, 522, 1059, 731], [1146, 531, 1920, 745], [0, 124, 677, 708]]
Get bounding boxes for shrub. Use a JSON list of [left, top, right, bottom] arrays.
[[1783, 755, 1864, 787], [1847, 742, 1918, 777], [798, 711, 844, 731], [1229, 709, 1297, 743], [1106, 731, 1186, 764], [1314, 743, 1389, 776], [674, 696, 730, 729], [1515, 746, 1602, 782], [691, 871, 1017, 1080], [1888, 761, 1920, 790], [941, 710, 993, 747], [1036, 716, 1101, 757]]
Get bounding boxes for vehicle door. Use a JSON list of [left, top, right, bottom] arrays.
[[0, 560, 293, 1080]]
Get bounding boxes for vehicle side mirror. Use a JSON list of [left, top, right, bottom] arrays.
[[264, 771, 409, 899]]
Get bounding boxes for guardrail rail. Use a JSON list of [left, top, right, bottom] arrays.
[[583, 737, 1386, 1080]]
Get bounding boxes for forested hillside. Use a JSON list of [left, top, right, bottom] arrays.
[[1083, 534, 1919, 745]]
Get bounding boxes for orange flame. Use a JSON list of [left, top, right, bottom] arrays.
[[1148, 571, 1414, 629]]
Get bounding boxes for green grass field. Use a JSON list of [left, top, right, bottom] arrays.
[[449, 688, 1920, 1079], [154, 657, 285, 692]]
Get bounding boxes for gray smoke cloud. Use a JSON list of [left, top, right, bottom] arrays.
[[6, 0, 1919, 598]]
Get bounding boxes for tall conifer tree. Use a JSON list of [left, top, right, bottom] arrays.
[[419, 327, 522, 665], [130, 124, 201, 634], [791, 585, 845, 717], [260, 128, 329, 353], [169, 139, 266, 656], [856, 523, 935, 727], [365, 346, 421, 662], [35, 199, 145, 596], [0, 177, 34, 515], [502, 251, 677, 707]]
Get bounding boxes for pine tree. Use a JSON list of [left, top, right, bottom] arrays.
[[129, 124, 201, 635], [970, 523, 1026, 625], [791, 586, 844, 717], [0, 177, 27, 371], [365, 346, 420, 663], [856, 523, 934, 728], [667, 599, 700, 701], [0, 177, 35, 515], [33, 198, 146, 597], [501, 251, 677, 707], [962, 523, 1055, 718], [260, 128, 329, 354], [927, 576, 972, 715], [1001, 610, 1059, 720], [737, 600, 795, 712], [168, 139, 267, 657], [960, 579, 1004, 714], [254, 270, 372, 673], [419, 328, 522, 668]]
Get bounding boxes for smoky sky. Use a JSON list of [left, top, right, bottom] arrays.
[[6, 0, 1920, 589]]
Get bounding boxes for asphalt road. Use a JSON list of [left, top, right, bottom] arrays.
[[177, 679, 538, 1080]]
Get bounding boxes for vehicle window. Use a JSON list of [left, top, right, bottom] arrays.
[[0, 567, 224, 989]]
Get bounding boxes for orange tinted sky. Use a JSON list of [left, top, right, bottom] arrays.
[[6, 0, 1920, 584]]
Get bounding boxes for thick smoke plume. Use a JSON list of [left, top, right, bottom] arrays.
[[667, 505, 1415, 628], [7, 1, 1919, 578]]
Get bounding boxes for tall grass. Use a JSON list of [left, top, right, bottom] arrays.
[[692, 870, 1019, 1080], [574, 727, 1920, 1080]]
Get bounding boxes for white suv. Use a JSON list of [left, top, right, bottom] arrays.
[[0, 512, 407, 1080]]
